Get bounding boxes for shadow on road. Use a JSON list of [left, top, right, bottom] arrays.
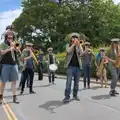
[[33, 84, 50, 88], [91, 86, 102, 90], [91, 94, 111, 100], [38, 100, 68, 114]]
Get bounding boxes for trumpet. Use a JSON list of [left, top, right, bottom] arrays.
[[87, 48, 91, 54], [79, 40, 84, 45]]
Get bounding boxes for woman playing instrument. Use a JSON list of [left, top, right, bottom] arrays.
[[96, 48, 108, 88], [104, 38, 120, 96], [81, 42, 95, 89], [0, 31, 20, 104]]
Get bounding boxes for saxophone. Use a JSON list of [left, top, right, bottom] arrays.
[[115, 44, 120, 68], [96, 54, 108, 77]]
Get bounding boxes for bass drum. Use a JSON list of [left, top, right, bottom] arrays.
[[49, 64, 58, 72]]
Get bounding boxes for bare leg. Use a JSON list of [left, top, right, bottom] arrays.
[[103, 68, 107, 88], [11, 81, 19, 103], [0, 82, 6, 103]]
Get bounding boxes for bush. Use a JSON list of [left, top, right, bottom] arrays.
[[43, 46, 112, 79]]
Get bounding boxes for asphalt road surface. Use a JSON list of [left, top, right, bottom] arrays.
[[0, 74, 120, 120]]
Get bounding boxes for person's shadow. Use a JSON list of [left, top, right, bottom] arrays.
[[91, 94, 111, 100], [91, 86, 102, 90], [38, 100, 69, 114]]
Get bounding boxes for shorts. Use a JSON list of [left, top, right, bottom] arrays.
[[0, 64, 18, 82]]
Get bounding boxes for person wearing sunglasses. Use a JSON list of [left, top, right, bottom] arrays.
[[104, 38, 120, 96], [0, 32, 19, 104]]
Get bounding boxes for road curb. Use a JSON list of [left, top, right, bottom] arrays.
[[42, 74, 120, 87]]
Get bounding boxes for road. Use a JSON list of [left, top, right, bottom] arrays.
[[0, 74, 120, 120]]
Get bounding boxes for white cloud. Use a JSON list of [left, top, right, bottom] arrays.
[[0, 8, 22, 42], [114, 0, 120, 4]]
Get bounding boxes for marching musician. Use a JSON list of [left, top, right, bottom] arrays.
[[104, 38, 120, 96], [63, 33, 83, 103], [20, 42, 35, 94], [46, 47, 58, 85], [96, 48, 108, 88], [38, 48, 44, 80], [82, 42, 95, 89], [0, 32, 20, 104]]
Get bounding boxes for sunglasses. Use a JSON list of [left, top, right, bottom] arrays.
[[7, 37, 13, 39]]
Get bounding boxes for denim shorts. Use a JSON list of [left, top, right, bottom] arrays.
[[0, 64, 18, 82], [15, 64, 18, 73]]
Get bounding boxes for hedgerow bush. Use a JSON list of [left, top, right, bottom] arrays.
[[43, 46, 111, 79]]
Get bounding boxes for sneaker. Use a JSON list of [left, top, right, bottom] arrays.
[[63, 97, 70, 103], [109, 90, 115, 96], [73, 96, 80, 101], [115, 90, 119, 95], [29, 91, 36, 94], [20, 91, 23, 95]]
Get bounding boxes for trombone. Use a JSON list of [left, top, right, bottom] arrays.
[[34, 50, 40, 56], [30, 49, 39, 65]]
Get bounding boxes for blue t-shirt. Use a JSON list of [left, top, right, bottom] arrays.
[[96, 53, 102, 65], [26, 58, 34, 69], [38, 53, 43, 62]]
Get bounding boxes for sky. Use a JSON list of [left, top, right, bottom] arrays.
[[0, 0, 120, 39]]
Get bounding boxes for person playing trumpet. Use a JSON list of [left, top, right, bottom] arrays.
[[104, 38, 120, 96], [96, 48, 108, 88], [63, 33, 83, 103], [81, 42, 95, 89], [0, 33, 20, 104]]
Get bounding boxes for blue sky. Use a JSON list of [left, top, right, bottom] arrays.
[[0, 0, 21, 12], [0, 0, 119, 12]]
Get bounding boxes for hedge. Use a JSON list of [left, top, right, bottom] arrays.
[[42, 57, 111, 79], [42, 46, 112, 79]]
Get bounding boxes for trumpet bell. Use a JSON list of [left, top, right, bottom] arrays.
[[79, 40, 84, 45], [104, 59, 108, 63]]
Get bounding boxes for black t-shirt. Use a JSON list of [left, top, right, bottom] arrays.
[[69, 47, 79, 67], [49, 55, 54, 64], [0, 42, 17, 65]]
